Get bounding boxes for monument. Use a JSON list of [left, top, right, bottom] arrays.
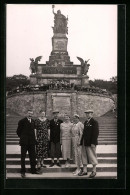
[[7, 5, 114, 117], [30, 5, 90, 87]]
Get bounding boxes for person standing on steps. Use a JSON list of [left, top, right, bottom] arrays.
[[17, 109, 40, 178], [35, 111, 50, 170], [60, 113, 73, 167], [78, 110, 99, 178], [71, 114, 84, 175], [49, 111, 63, 167]]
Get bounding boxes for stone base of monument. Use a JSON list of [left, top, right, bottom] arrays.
[[81, 75, 90, 86], [30, 72, 83, 86], [7, 90, 114, 118]]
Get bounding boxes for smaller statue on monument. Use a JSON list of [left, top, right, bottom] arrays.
[[77, 57, 90, 75], [29, 56, 42, 74], [52, 5, 68, 34]]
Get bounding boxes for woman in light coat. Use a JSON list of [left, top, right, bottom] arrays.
[[60, 113, 73, 167], [71, 114, 84, 175]]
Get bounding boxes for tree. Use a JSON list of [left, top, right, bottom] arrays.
[[89, 77, 117, 94], [6, 74, 30, 91]]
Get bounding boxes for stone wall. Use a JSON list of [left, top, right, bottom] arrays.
[[7, 92, 47, 117], [77, 93, 114, 117], [7, 91, 114, 117]]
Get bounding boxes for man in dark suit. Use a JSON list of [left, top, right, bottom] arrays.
[[49, 111, 63, 167], [17, 109, 39, 178], [78, 110, 99, 178]]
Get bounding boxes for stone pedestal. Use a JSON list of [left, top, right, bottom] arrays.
[[81, 75, 90, 86], [52, 34, 68, 52], [30, 75, 37, 85], [46, 33, 73, 66]]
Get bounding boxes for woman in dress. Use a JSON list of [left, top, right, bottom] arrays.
[[71, 114, 84, 175], [60, 113, 73, 167], [35, 111, 50, 169]]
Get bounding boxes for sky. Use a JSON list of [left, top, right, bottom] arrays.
[[6, 4, 117, 81]]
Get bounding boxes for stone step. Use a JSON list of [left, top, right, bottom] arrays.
[[6, 164, 117, 173], [6, 136, 117, 141], [6, 134, 117, 137], [6, 156, 117, 160], [6, 131, 117, 134], [6, 136, 117, 139], [6, 118, 117, 121], [6, 127, 117, 129], [6, 124, 117, 127], [6, 133, 117, 136], [6, 153, 117, 158], [6, 130, 117, 133], [6, 141, 117, 145], [6, 129, 117, 132], [6, 119, 117, 122], [6, 172, 117, 179], [6, 158, 117, 165]]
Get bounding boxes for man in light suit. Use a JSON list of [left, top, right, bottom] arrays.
[[49, 111, 63, 167], [17, 109, 40, 178], [78, 110, 99, 178]]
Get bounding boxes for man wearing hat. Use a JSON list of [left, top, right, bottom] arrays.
[[78, 110, 99, 178], [49, 111, 63, 167]]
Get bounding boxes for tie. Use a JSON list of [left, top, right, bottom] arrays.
[[28, 119, 31, 123]]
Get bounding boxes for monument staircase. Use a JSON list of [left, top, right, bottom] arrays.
[[6, 109, 117, 179]]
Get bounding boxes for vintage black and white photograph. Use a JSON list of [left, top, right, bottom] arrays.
[[6, 4, 118, 183]]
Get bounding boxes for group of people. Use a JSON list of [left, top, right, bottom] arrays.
[[17, 109, 99, 179]]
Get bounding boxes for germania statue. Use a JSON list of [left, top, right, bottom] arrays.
[[52, 5, 68, 34]]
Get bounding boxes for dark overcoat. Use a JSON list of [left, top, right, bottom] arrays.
[[80, 118, 99, 146], [50, 119, 63, 143], [16, 117, 36, 146]]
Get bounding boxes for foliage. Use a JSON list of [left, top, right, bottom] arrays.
[[6, 74, 30, 91], [89, 78, 117, 94]]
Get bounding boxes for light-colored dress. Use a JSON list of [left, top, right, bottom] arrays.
[[71, 121, 84, 167], [60, 122, 73, 160]]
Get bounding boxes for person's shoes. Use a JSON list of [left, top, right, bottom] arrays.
[[49, 163, 55, 167], [73, 169, 81, 174], [65, 163, 71, 167], [21, 172, 26, 178], [73, 169, 82, 176], [65, 164, 69, 167], [56, 162, 61, 167], [73, 169, 78, 174], [37, 166, 41, 170], [78, 171, 88, 176], [41, 164, 46, 168], [31, 170, 40, 174], [89, 171, 96, 178]]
